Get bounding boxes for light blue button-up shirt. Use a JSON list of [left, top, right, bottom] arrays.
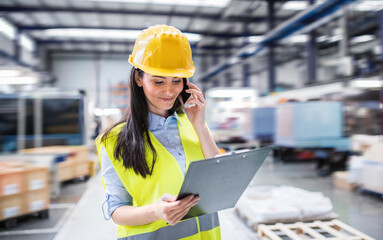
[[101, 111, 186, 219]]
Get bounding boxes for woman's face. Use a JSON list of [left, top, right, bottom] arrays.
[[135, 71, 184, 117]]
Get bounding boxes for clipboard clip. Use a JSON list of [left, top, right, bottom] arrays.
[[214, 149, 251, 158]]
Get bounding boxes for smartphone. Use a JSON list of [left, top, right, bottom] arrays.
[[180, 79, 191, 104]]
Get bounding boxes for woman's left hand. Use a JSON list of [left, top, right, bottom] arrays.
[[178, 82, 206, 128]]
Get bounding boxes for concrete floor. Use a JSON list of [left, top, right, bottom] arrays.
[[1, 156, 382, 239]]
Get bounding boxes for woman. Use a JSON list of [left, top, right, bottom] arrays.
[[96, 25, 221, 239]]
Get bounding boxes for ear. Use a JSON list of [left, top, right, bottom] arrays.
[[135, 70, 143, 87]]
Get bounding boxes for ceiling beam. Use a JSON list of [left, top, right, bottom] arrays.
[[38, 39, 244, 50], [19, 25, 264, 38], [0, 6, 289, 23]]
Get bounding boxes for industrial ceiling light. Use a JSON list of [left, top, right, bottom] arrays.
[[44, 28, 201, 42], [0, 17, 16, 40], [45, 29, 141, 39], [351, 35, 375, 44], [352, 0, 383, 11], [20, 34, 36, 52], [248, 36, 264, 43], [0, 76, 38, 85], [290, 35, 308, 43], [281, 34, 308, 44], [94, 108, 121, 116], [317, 35, 329, 42], [0, 70, 22, 77], [77, 0, 230, 8], [329, 35, 341, 43], [351, 79, 383, 89], [282, 1, 308, 10]]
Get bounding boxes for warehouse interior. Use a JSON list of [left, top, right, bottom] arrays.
[[0, 0, 382, 239]]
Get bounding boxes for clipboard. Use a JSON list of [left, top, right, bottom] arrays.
[[177, 146, 272, 219]]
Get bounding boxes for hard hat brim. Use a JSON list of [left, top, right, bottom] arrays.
[[129, 60, 195, 78]]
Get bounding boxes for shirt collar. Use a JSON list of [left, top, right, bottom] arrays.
[[148, 111, 182, 131]]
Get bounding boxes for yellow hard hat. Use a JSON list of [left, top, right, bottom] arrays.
[[129, 25, 195, 78]]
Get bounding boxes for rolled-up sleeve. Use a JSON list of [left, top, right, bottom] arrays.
[[101, 146, 133, 220]]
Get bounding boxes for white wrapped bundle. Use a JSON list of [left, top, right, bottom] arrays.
[[236, 185, 334, 225]]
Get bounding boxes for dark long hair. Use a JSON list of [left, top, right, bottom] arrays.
[[101, 67, 184, 178]]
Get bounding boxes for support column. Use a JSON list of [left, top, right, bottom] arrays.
[[243, 63, 250, 87], [338, 6, 353, 77], [380, 12, 383, 133], [306, 0, 317, 85], [225, 41, 231, 87], [95, 54, 101, 108], [212, 55, 219, 88], [339, 6, 350, 58], [379, 10, 383, 60], [267, 0, 276, 92], [13, 31, 20, 62], [306, 31, 317, 85], [200, 55, 208, 93], [213, 78, 219, 88]]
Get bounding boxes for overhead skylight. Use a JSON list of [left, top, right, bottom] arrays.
[[44, 28, 201, 42], [77, 0, 230, 8]]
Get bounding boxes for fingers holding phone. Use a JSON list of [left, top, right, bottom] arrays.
[[178, 81, 207, 127]]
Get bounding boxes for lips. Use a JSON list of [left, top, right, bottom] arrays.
[[160, 97, 173, 102]]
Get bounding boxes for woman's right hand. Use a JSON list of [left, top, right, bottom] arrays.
[[152, 193, 199, 226]]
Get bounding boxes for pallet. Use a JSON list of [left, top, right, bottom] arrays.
[[360, 188, 383, 198], [0, 209, 49, 229], [257, 220, 375, 240]]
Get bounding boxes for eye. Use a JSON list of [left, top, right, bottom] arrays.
[[172, 79, 182, 84], [153, 81, 164, 85]]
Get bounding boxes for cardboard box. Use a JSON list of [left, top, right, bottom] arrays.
[[0, 167, 25, 197], [361, 161, 383, 194], [58, 160, 75, 181], [25, 188, 49, 213], [74, 161, 90, 178], [67, 146, 90, 163], [21, 146, 90, 182], [333, 171, 357, 191], [24, 165, 49, 191], [21, 145, 90, 163], [0, 194, 25, 220], [0, 162, 24, 169]]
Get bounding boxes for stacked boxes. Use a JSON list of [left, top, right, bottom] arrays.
[[332, 171, 357, 191], [0, 163, 49, 221], [21, 146, 91, 182], [360, 142, 383, 194]]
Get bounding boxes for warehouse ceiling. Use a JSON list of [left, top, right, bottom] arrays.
[[0, 0, 381, 68], [0, 0, 305, 54]]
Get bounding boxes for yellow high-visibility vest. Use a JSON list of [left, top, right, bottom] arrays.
[[96, 113, 221, 240]]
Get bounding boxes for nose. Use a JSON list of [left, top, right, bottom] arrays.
[[163, 82, 175, 95]]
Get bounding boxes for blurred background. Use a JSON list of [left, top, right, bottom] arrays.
[[0, 0, 382, 239]]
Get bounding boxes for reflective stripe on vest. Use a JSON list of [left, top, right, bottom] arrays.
[[117, 213, 220, 240], [199, 213, 220, 232]]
